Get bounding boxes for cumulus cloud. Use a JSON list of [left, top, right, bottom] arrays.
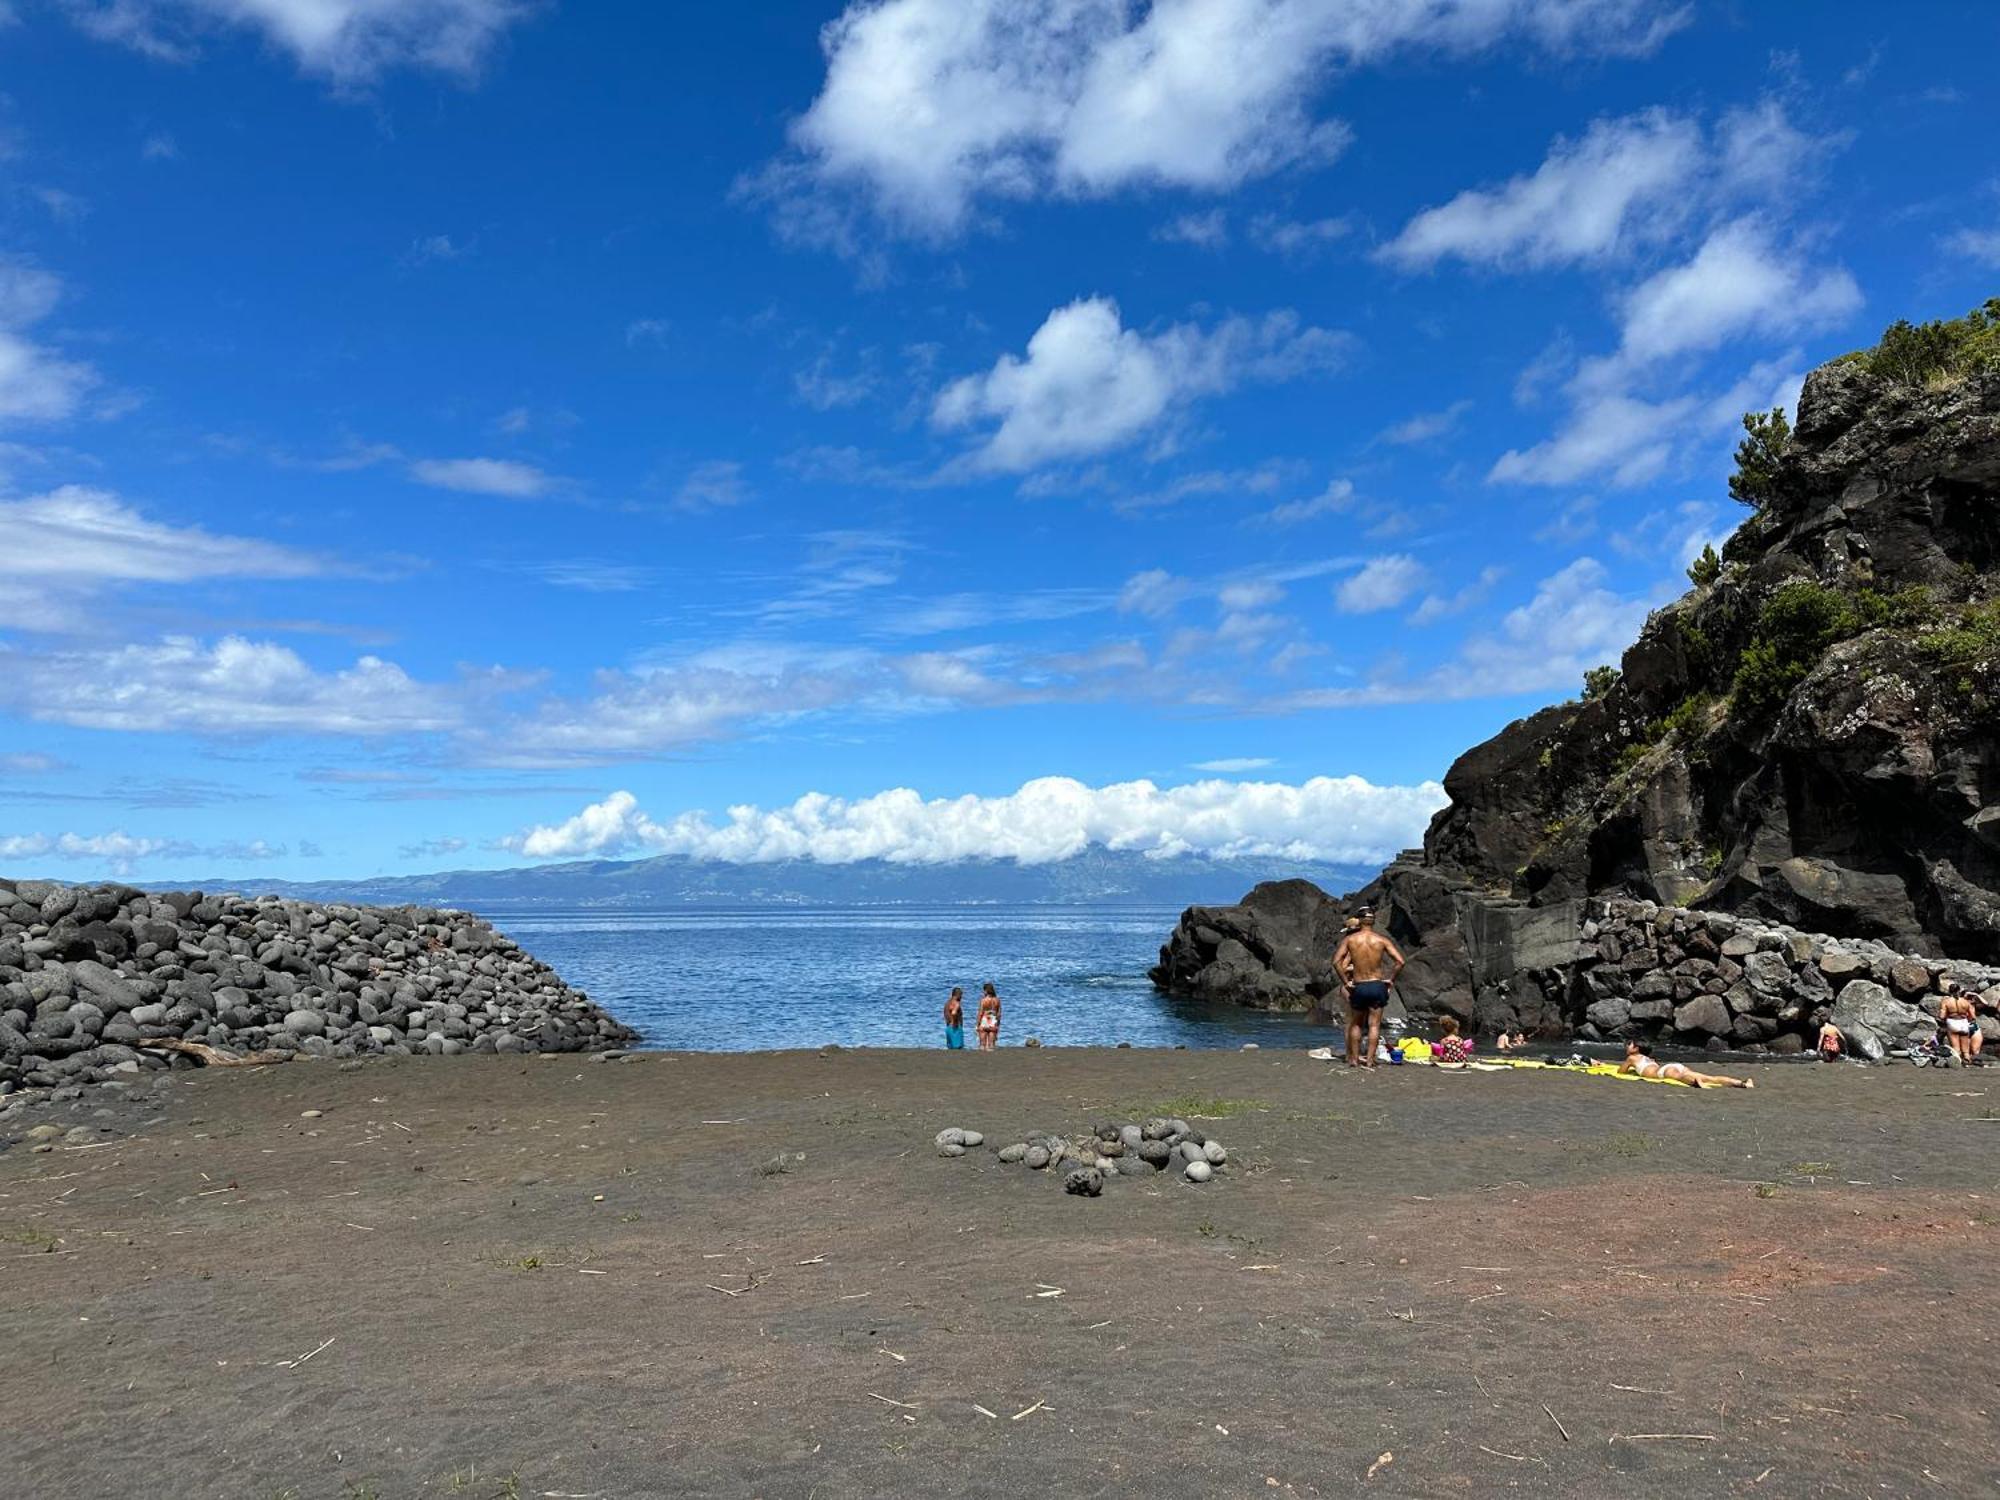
[[1, 635, 464, 735], [1336, 555, 1426, 613], [408, 456, 554, 498], [0, 260, 97, 424], [764, 0, 1686, 241], [0, 485, 331, 631], [503, 775, 1449, 866], [933, 296, 1348, 472], [1604, 217, 1861, 370], [69, 0, 530, 81], [0, 830, 190, 873], [1380, 108, 1701, 270], [1248, 213, 1353, 258], [1491, 223, 1856, 489]]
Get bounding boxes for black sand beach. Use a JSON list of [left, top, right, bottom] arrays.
[[3, 1048, 1996, 1498]]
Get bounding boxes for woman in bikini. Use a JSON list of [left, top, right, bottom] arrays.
[[975, 982, 1001, 1052], [1939, 979, 1983, 1064], [1621, 1040, 1754, 1089]]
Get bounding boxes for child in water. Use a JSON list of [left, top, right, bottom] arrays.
[[976, 982, 1001, 1051], [943, 987, 965, 1050]]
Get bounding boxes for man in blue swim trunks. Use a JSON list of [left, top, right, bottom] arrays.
[[1335, 908, 1404, 1069]]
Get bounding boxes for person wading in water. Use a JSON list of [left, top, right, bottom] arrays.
[[1335, 908, 1404, 1069]]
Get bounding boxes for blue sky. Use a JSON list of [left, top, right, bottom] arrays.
[[0, 0, 1995, 879]]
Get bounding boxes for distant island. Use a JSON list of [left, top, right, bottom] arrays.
[[152, 846, 1381, 911]]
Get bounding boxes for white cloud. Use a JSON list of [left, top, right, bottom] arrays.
[[1409, 565, 1505, 625], [1380, 108, 1702, 270], [1291, 557, 1651, 706], [0, 261, 97, 424], [1378, 399, 1471, 445], [1943, 226, 2000, 268], [1336, 554, 1426, 613], [624, 317, 670, 348], [0, 830, 189, 874], [0, 752, 67, 774], [1116, 567, 1189, 618], [0, 485, 330, 630], [768, 0, 1685, 241], [70, 0, 530, 81], [1256, 477, 1354, 526], [408, 456, 553, 498], [141, 132, 179, 160], [504, 774, 1449, 866], [1, 635, 462, 735], [675, 459, 750, 510], [399, 835, 468, 860], [404, 233, 469, 265], [1248, 213, 1353, 258], [1190, 756, 1275, 773], [1155, 209, 1229, 248], [1606, 217, 1860, 368], [1488, 390, 1695, 488], [933, 295, 1348, 472]]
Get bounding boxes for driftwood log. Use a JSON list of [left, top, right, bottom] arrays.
[[138, 1038, 290, 1068]]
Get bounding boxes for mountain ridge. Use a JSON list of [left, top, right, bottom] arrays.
[[140, 847, 1381, 910]]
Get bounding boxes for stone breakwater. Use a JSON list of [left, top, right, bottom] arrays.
[[1556, 899, 2000, 1058], [0, 878, 639, 1093]]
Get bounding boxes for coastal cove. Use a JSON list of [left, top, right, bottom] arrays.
[[490, 903, 1322, 1051]]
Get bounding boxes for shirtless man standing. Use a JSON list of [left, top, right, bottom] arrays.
[[1335, 908, 1404, 1069]]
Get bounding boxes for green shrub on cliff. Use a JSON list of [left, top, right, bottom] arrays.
[[1686, 544, 1722, 586], [1581, 665, 1620, 701], [1853, 298, 2000, 387], [1729, 408, 1791, 508], [1732, 581, 1870, 717], [1922, 598, 2000, 699]]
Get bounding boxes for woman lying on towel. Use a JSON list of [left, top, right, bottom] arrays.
[[1621, 1040, 1754, 1089]]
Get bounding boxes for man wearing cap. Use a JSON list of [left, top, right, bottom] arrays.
[[1335, 907, 1404, 1069]]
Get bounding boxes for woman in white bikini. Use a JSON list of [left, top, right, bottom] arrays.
[[975, 982, 1001, 1052], [1621, 1040, 1754, 1089], [1939, 979, 1983, 1064]]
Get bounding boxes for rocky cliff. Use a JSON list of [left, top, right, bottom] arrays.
[[0, 879, 639, 1094], [1155, 302, 2000, 1041]]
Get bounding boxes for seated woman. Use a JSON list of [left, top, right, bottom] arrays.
[[1816, 1020, 1843, 1061], [1621, 1040, 1754, 1089]]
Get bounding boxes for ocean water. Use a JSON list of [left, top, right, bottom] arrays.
[[489, 905, 1327, 1052]]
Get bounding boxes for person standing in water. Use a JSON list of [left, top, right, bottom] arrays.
[[1335, 908, 1404, 1069], [943, 987, 965, 1050], [975, 982, 1001, 1051]]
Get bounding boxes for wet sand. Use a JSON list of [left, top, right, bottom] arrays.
[[2, 1047, 1996, 1498]]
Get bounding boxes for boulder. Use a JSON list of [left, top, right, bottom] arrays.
[[1830, 979, 1929, 1054]]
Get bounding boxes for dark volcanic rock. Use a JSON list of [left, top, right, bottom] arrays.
[[1154, 326, 2000, 1035]]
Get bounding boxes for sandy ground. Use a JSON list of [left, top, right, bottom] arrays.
[[2, 1046, 1997, 1499]]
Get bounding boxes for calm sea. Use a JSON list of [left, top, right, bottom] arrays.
[[489, 904, 1326, 1052]]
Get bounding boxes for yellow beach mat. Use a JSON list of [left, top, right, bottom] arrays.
[[1401, 1053, 1693, 1086]]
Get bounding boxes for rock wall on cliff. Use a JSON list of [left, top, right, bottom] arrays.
[[0, 878, 639, 1094], [1155, 302, 2000, 1034]]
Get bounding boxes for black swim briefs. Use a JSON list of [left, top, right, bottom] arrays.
[[1349, 980, 1389, 1010]]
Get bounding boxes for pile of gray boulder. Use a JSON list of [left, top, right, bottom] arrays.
[[0, 878, 638, 1093], [938, 1117, 1230, 1197], [1566, 899, 2000, 1058]]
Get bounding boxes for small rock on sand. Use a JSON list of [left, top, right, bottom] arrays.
[[1024, 1146, 1051, 1170], [938, 1142, 966, 1158], [301, 1109, 324, 1119], [960, 1130, 984, 1148], [997, 1143, 1027, 1163], [1203, 1142, 1227, 1165], [1184, 1160, 1213, 1183], [1063, 1167, 1104, 1197], [934, 1128, 965, 1148]]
